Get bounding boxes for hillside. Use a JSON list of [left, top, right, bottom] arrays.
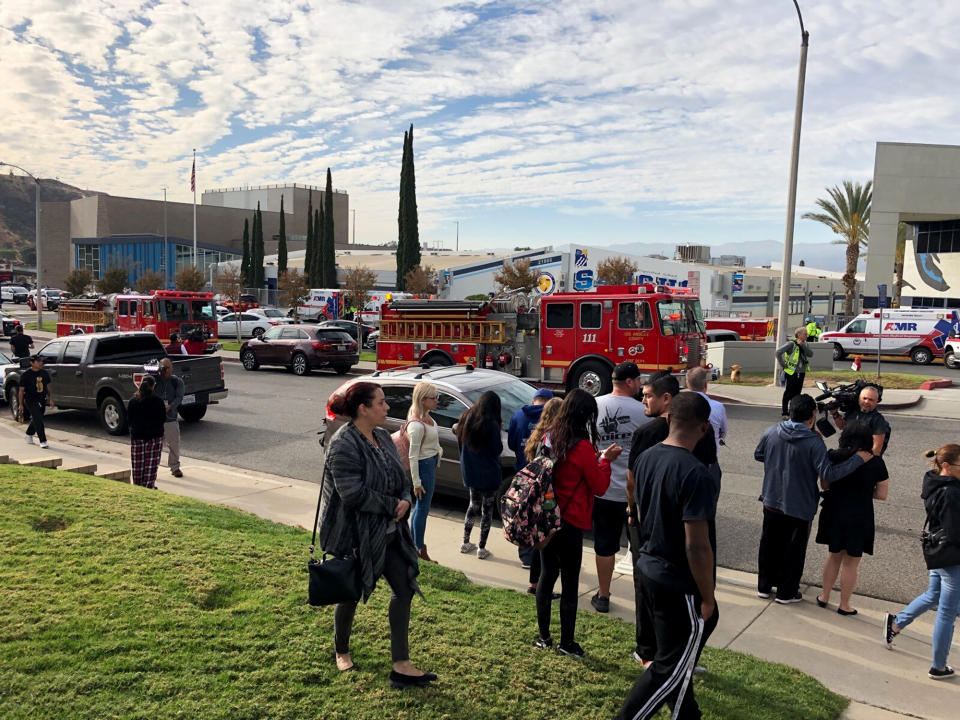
[[0, 174, 99, 264]]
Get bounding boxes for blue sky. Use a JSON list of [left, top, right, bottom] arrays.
[[2, 0, 959, 268]]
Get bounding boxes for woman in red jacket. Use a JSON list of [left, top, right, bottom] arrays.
[[536, 389, 621, 658]]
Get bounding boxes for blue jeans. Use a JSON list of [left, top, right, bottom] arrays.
[[895, 565, 960, 670], [410, 456, 437, 550]]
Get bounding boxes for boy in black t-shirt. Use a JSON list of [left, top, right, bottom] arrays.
[[19, 355, 54, 448], [616, 392, 717, 720], [9, 325, 34, 359]]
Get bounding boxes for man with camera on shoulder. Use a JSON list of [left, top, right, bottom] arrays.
[[833, 385, 890, 456]]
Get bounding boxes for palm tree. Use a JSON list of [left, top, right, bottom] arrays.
[[801, 180, 872, 318]]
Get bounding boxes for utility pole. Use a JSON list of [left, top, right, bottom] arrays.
[[455, 220, 459, 252], [162, 186, 168, 288], [774, 0, 809, 385]]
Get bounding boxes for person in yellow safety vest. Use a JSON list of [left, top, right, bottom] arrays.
[[804, 317, 821, 341], [776, 327, 814, 418]]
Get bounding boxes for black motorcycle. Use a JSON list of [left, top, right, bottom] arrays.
[[813, 378, 883, 437]]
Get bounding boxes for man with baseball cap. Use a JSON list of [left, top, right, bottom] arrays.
[[591, 361, 650, 614], [19, 354, 54, 449]]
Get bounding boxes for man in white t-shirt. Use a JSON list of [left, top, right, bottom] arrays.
[[591, 362, 650, 613]]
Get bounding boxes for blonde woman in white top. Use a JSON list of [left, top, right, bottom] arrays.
[[408, 381, 443, 562]]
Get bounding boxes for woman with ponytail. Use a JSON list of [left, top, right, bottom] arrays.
[[127, 375, 166, 488], [883, 444, 960, 680], [815, 422, 889, 615]]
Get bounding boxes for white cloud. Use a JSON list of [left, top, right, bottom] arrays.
[[2, 0, 960, 251]]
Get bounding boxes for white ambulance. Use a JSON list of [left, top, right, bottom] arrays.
[[297, 288, 342, 321], [820, 308, 960, 365]]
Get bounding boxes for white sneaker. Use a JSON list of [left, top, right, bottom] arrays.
[[25, 434, 34, 444], [477, 547, 491, 560], [460, 542, 477, 554], [39, 442, 49, 449]]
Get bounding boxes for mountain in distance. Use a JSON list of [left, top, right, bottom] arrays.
[[0, 174, 98, 264]]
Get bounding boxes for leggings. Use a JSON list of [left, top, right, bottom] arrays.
[[463, 488, 496, 548], [334, 533, 414, 662], [536, 522, 584, 646]]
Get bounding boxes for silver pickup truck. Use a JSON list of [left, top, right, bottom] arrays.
[[3, 331, 228, 435]]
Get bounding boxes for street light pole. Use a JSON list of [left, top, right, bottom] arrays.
[[0, 161, 42, 329], [455, 220, 459, 252], [774, 0, 809, 385], [352, 208, 356, 244], [162, 187, 168, 289]]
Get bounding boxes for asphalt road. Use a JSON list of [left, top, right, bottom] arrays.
[[29, 361, 953, 605]]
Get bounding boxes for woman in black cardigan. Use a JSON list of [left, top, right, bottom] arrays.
[[319, 381, 436, 689]]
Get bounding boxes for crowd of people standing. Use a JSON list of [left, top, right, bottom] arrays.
[[315, 347, 960, 712]]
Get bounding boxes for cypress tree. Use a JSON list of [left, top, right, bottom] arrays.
[[313, 207, 322, 286], [396, 129, 409, 290], [396, 124, 421, 290], [241, 217, 251, 287], [305, 190, 314, 286], [277, 194, 287, 274], [323, 167, 337, 287], [253, 202, 264, 288]]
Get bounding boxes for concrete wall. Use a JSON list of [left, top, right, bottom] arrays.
[[867, 142, 960, 307], [707, 340, 833, 374], [38, 201, 71, 288]]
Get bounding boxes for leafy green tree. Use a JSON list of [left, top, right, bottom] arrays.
[[63, 268, 94, 296], [241, 218, 251, 286], [277, 194, 288, 274], [312, 207, 322, 286], [396, 125, 421, 290], [596, 256, 639, 285], [97, 266, 130, 294], [801, 180, 872, 317], [323, 168, 337, 287]]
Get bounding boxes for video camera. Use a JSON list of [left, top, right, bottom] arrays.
[[813, 378, 882, 437]]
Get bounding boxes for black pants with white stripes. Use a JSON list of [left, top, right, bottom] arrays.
[[616, 573, 718, 720]]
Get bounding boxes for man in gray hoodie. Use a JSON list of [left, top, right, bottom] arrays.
[[754, 394, 872, 604]]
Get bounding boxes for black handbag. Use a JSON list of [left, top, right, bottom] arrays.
[[921, 490, 960, 570], [307, 467, 362, 607]]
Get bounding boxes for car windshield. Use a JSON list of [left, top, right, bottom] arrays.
[[192, 300, 216, 321], [0, 350, 10, 364], [658, 301, 691, 335], [464, 378, 538, 427]]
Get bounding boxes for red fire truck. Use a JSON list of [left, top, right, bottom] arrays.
[[704, 316, 776, 341], [56, 290, 220, 353], [376, 285, 708, 395]]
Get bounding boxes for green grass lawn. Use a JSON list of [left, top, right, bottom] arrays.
[[714, 369, 933, 389], [0, 467, 848, 720], [22, 320, 57, 332], [219, 340, 243, 352]]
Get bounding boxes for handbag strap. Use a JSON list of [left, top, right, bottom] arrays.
[[309, 457, 327, 557]]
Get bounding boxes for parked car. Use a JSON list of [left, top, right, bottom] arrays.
[[1, 285, 29, 304], [2, 331, 227, 434], [0, 311, 22, 338], [317, 319, 377, 345], [239, 325, 358, 375], [27, 288, 70, 310], [217, 312, 279, 339], [365, 329, 379, 349], [321, 366, 541, 496], [248, 307, 294, 324]]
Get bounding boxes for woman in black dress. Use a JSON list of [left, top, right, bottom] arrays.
[[816, 422, 889, 615]]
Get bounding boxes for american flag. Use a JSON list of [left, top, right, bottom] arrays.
[[190, 158, 195, 193]]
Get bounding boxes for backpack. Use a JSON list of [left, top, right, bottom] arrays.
[[499, 448, 561, 550], [390, 419, 423, 472]]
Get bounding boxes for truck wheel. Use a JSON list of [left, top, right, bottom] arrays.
[[178, 405, 207, 422], [833, 343, 846, 361], [6, 384, 19, 420], [241, 350, 259, 371], [291, 352, 310, 376], [911, 346, 934, 365], [569, 360, 612, 397], [946, 349, 960, 370], [99, 394, 128, 436], [422, 352, 453, 367], [333, 363, 352, 375]]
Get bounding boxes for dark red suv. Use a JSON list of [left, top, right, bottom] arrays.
[[239, 325, 358, 376]]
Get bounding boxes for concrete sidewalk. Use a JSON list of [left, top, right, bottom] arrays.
[[1, 420, 956, 718]]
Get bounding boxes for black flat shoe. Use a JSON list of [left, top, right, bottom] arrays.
[[837, 608, 858, 616], [389, 670, 436, 689], [816, 596, 827, 608]]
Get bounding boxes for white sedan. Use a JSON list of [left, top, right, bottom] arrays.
[[218, 312, 280, 339], [248, 307, 293, 324]]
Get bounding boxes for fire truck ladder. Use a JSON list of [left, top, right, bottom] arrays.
[[381, 300, 505, 343]]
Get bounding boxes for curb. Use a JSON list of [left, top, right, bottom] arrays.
[[920, 378, 952, 390]]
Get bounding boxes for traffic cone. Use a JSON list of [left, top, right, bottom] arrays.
[[851, 356, 861, 372]]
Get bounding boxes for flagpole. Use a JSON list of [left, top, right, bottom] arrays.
[[192, 148, 198, 266]]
